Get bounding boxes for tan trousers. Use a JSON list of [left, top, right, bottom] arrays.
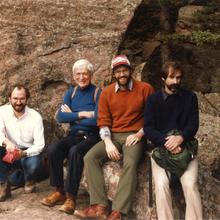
[[151, 158, 203, 220]]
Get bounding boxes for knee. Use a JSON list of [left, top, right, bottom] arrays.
[[83, 150, 94, 166], [154, 175, 170, 191], [47, 143, 59, 158], [181, 178, 197, 192], [68, 147, 81, 159], [26, 163, 39, 176], [124, 156, 138, 171]]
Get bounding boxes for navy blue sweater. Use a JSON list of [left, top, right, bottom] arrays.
[[144, 88, 199, 147], [57, 84, 101, 134]]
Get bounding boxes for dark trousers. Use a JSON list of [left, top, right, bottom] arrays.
[[48, 132, 99, 197]]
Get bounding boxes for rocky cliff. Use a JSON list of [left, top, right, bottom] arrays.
[[0, 0, 219, 219]]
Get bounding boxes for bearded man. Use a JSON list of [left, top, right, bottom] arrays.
[[0, 85, 45, 201], [144, 61, 202, 220]]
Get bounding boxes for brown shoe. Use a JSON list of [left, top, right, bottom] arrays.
[[40, 191, 66, 207], [0, 181, 11, 202], [74, 204, 108, 219], [59, 198, 75, 214], [107, 211, 122, 220], [24, 180, 36, 193]]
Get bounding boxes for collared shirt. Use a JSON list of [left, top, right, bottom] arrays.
[[115, 79, 133, 93], [0, 104, 45, 157], [161, 87, 182, 100], [100, 79, 145, 140]]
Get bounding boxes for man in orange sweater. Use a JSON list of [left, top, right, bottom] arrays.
[[75, 55, 154, 220]]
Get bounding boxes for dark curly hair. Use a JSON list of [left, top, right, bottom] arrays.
[[8, 84, 30, 99], [161, 61, 183, 79]]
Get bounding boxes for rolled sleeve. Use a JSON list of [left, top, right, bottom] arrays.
[[99, 127, 111, 140]]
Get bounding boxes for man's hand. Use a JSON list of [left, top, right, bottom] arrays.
[[125, 132, 143, 146], [171, 146, 182, 154], [78, 111, 94, 119], [104, 138, 121, 161], [14, 150, 27, 161], [4, 139, 17, 152], [61, 104, 72, 113], [164, 135, 184, 152]]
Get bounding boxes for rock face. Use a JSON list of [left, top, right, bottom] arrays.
[[0, 0, 142, 144], [0, 0, 219, 220]]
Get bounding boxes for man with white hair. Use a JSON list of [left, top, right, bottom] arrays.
[[41, 59, 101, 214]]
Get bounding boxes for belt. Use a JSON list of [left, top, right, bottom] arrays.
[[75, 130, 98, 136]]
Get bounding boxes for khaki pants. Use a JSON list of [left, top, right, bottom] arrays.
[[151, 158, 203, 220], [84, 132, 144, 214]]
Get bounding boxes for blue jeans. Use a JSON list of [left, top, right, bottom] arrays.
[[0, 147, 41, 183]]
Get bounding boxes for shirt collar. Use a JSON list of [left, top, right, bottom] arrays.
[[161, 87, 182, 100], [115, 79, 133, 93], [9, 105, 27, 119]]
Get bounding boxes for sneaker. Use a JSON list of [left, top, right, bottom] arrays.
[[59, 198, 75, 214], [0, 181, 11, 202], [74, 204, 108, 219], [40, 191, 66, 207], [24, 180, 36, 193]]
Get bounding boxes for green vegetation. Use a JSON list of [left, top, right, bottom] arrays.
[[163, 31, 220, 46]]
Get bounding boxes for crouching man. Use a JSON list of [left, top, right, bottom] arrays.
[[0, 85, 45, 201]]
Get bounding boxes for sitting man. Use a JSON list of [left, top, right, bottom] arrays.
[[75, 55, 154, 219], [0, 85, 45, 201], [41, 59, 101, 214], [144, 61, 203, 220]]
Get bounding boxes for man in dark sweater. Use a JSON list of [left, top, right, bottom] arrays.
[[144, 61, 202, 220]]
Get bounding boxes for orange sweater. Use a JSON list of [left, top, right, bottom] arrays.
[[98, 80, 154, 132]]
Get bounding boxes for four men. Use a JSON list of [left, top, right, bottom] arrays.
[[0, 85, 45, 201], [0, 57, 203, 220]]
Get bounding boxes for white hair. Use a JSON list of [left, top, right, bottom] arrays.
[[72, 59, 94, 75]]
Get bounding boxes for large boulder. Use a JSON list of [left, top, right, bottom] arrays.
[[175, 5, 206, 35], [80, 92, 220, 219], [0, 0, 143, 144]]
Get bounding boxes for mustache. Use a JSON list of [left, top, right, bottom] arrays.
[[15, 104, 24, 107], [118, 76, 129, 80], [169, 84, 180, 88]]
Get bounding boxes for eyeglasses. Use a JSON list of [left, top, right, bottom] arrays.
[[114, 69, 130, 75], [74, 72, 90, 77]]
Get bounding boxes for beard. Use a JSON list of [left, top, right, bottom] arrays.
[[166, 83, 180, 93], [12, 104, 26, 113], [115, 75, 131, 87]]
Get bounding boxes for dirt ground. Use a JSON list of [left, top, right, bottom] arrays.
[[0, 179, 90, 220]]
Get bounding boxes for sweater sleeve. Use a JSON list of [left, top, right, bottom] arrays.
[[97, 89, 112, 128], [144, 95, 166, 146], [56, 87, 79, 123], [144, 84, 155, 102], [180, 93, 199, 141]]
